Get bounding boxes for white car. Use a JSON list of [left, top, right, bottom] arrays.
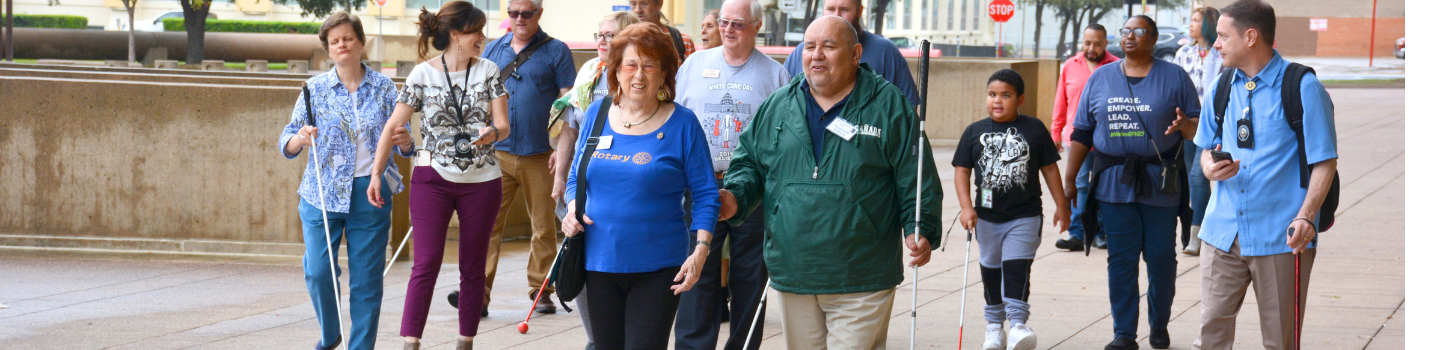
[[119, 11, 216, 32]]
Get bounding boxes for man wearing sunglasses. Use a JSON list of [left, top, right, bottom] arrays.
[[782, 0, 920, 108], [671, 1, 790, 349], [478, 0, 577, 318], [630, 0, 695, 64]]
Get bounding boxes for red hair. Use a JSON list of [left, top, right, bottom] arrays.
[[605, 22, 679, 105]]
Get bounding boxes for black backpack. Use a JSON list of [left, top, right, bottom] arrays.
[[1212, 63, 1340, 232]]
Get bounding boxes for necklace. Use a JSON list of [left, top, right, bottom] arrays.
[[621, 105, 662, 128]]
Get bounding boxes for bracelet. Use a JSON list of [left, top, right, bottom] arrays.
[[696, 240, 711, 249], [1291, 217, 1316, 230]]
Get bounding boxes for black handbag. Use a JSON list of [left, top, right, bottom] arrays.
[[1119, 60, 1184, 195], [554, 96, 613, 302]]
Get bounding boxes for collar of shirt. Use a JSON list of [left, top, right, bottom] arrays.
[[801, 79, 851, 162], [1230, 49, 1286, 90], [496, 29, 550, 52]]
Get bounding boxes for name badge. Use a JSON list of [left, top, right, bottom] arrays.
[[597, 135, 613, 150], [702, 69, 721, 78], [826, 117, 858, 141], [980, 188, 994, 208]]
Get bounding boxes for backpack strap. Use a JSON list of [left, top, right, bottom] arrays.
[[498, 32, 555, 84], [668, 26, 687, 62], [1281, 62, 1317, 188], [1211, 68, 1236, 142], [573, 96, 612, 219]]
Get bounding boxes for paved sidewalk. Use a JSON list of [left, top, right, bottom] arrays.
[[0, 88, 1403, 349]]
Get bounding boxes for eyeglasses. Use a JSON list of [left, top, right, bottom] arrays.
[[1118, 27, 1150, 37], [508, 10, 536, 19], [594, 33, 615, 42], [717, 18, 751, 30], [620, 61, 660, 74]]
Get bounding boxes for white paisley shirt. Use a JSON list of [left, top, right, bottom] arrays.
[[397, 58, 508, 183], [278, 66, 409, 213], [1172, 43, 1223, 100]]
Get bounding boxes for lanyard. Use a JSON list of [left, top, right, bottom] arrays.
[[440, 55, 474, 125]]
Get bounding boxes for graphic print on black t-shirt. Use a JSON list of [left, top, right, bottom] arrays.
[[978, 127, 1032, 192], [952, 115, 1061, 222]]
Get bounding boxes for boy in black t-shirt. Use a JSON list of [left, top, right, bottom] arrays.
[[952, 69, 1071, 350]]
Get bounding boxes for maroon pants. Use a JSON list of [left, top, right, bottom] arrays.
[[400, 166, 502, 338]]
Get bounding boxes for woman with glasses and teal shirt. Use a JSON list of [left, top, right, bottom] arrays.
[[277, 11, 410, 350]]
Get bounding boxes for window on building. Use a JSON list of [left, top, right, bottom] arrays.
[[886, 0, 897, 30], [972, 0, 980, 30], [932, 0, 939, 32], [410, 0, 497, 11], [920, 0, 927, 30], [904, 0, 911, 29], [947, 0, 954, 30], [959, 0, 967, 30]]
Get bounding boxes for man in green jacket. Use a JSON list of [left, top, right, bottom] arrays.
[[718, 16, 943, 350]]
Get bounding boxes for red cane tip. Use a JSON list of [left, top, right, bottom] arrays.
[[518, 322, 529, 334]]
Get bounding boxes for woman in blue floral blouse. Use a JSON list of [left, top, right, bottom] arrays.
[[277, 11, 412, 350]]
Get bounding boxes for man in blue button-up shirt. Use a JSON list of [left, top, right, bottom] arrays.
[[477, 0, 577, 316], [1192, 1, 1339, 349]]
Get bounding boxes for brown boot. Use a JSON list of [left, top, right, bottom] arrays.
[[455, 339, 473, 350], [402, 341, 420, 350], [531, 290, 557, 314]]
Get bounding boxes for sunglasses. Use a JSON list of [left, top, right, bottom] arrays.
[[717, 18, 750, 30], [508, 10, 536, 19], [1118, 27, 1151, 37]]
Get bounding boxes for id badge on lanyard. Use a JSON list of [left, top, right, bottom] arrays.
[[1236, 80, 1257, 150]]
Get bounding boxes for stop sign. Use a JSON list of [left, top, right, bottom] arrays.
[[377, 0, 387, 7], [989, 0, 1015, 23]]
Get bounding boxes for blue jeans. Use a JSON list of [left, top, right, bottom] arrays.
[[1184, 141, 1211, 227], [1067, 154, 1103, 241], [297, 176, 391, 350], [1098, 202, 1177, 340]]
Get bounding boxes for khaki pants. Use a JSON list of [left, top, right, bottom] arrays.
[[1193, 240, 1315, 350], [777, 288, 895, 350], [484, 150, 559, 301]]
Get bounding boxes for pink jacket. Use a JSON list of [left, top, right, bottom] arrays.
[[1051, 51, 1119, 144]]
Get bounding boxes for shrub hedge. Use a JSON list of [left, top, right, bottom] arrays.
[[162, 18, 319, 34], [15, 15, 88, 29]]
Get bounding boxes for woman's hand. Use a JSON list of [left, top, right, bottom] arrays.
[[285, 126, 319, 156], [473, 126, 499, 146], [718, 189, 738, 220], [1064, 182, 1078, 208], [672, 242, 708, 294], [366, 172, 385, 208], [561, 200, 593, 237], [959, 208, 978, 232], [391, 126, 413, 151]]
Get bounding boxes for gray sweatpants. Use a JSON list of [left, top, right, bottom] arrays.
[[976, 215, 1042, 324]]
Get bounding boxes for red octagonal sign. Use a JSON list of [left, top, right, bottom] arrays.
[[989, 0, 1015, 23]]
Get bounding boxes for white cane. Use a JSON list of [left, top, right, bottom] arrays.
[[910, 39, 934, 350], [301, 83, 347, 349], [956, 229, 973, 349], [382, 226, 413, 277], [743, 278, 771, 350]]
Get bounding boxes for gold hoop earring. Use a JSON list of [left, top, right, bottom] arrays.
[[657, 89, 667, 100]]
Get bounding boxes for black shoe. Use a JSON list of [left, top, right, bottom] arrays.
[[1055, 237, 1085, 251], [481, 303, 489, 318], [1104, 337, 1138, 350], [584, 343, 594, 350], [315, 338, 340, 350], [533, 291, 557, 314], [1150, 329, 1171, 349], [448, 290, 460, 309], [1092, 235, 1109, 249], [720, 305, 731, 323]]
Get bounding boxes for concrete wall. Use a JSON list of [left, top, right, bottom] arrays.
[[1200, 0, 1404, 57], [0, 55, 1058, 256]]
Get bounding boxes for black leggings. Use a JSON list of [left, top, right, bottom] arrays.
[[586, 267, 683, 350]]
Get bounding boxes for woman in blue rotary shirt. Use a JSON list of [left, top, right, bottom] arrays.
[[276, 12, 413, 350]]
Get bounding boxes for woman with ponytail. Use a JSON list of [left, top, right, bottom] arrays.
[[367, 2, 509, 349]]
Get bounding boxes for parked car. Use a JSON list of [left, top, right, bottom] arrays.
[[1395, 37, 1405, 59], [1108, 26, 1184, 61], [890, 37, 916, 49], [122, 11, 217, 32]]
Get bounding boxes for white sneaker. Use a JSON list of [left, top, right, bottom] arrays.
[[983, 323, 1006, 350], [1007, 322, 1037, 350], [1183, 226, 1203, 256]]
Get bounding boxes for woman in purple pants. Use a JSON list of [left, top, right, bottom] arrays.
[[366, 2, 510, 349]]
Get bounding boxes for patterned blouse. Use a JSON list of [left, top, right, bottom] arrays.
[[397, 58, 509, 183], [1173, 43, 1223, 100], [278, 66, 408, 213]]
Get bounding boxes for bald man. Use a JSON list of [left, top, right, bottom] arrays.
[[783, 0, 920, 107], [719, 16, 943, 350]]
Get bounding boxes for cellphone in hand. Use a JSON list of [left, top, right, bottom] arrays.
[[1211, 150, 1233, 162]]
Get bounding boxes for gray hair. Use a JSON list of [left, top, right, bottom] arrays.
[[722, 0, 764, 25], [510, 0, 542, 9]]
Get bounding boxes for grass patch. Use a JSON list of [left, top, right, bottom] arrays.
[[222, 62, 290, 70]]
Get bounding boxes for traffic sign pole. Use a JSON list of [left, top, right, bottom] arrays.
[[988, 0, 1014, 58]]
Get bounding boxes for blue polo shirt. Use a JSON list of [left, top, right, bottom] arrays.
[[801, 79, 850, 163], [785, 30, 920, 107], [483, 30, 577, 156], [1193, 51, 1337, 257]]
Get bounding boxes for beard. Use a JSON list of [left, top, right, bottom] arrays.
[[1084, 51, 1102, 62]]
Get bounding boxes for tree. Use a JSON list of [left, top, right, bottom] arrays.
[[179, 0, 213, 66], [1019, 0, 1051, 58], [121, 0, 137, 63], [872, 0, 893, 35], [272, 0, 367, 20]]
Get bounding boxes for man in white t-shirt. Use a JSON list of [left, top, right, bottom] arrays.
[[671, 1, 790, 349]]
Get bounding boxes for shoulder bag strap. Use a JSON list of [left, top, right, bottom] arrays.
[[498, 32, 555, 83], [574, 96, 612, 219]]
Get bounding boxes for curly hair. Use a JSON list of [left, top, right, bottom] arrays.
[[987, 69, 1025, 96], [605, 22, 680, 105]]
